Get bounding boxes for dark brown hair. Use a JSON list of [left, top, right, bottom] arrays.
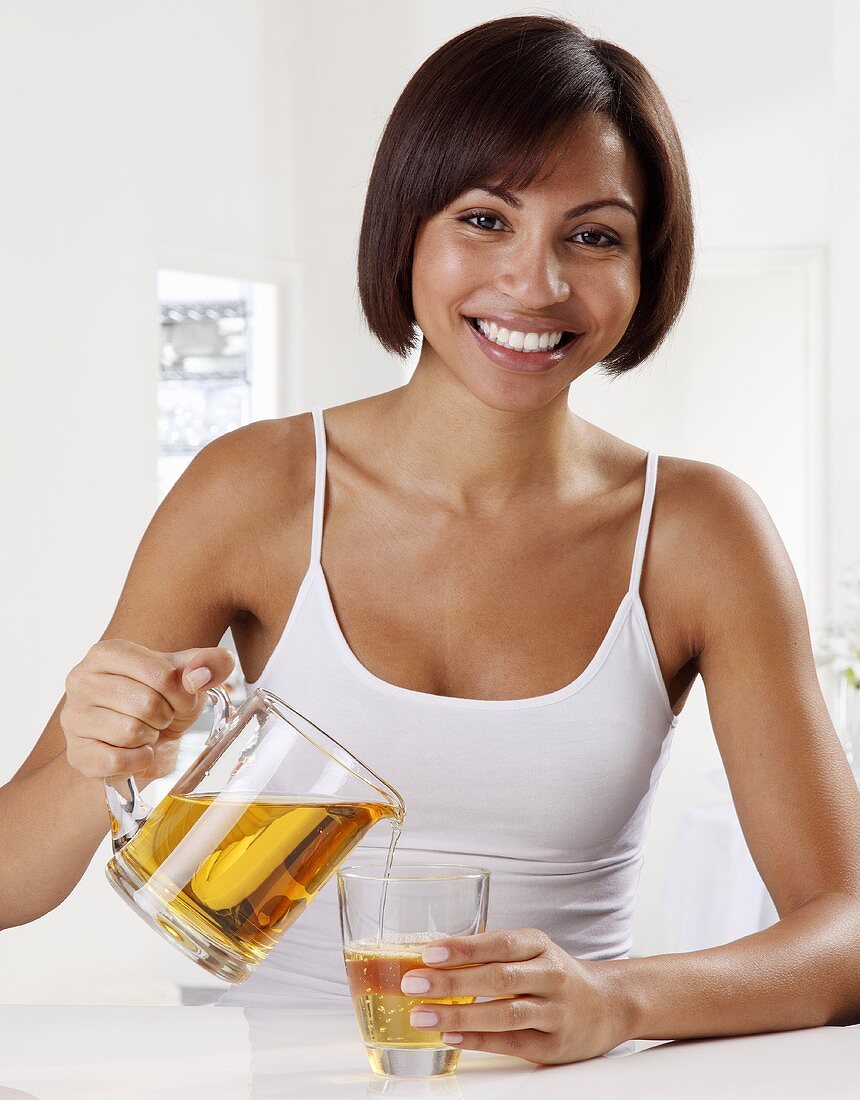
[[357, 14, 694, 375]]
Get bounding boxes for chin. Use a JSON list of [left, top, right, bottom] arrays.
[[455, 370, 570, 414]]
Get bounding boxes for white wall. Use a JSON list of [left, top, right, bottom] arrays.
[[829, 0, 860, 607], [1, 0, 854, 1001], [0, 0, 299, 1003]]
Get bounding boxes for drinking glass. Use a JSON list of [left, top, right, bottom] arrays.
[[337, 863, 491, 1078]]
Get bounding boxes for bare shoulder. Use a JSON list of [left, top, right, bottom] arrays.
[[108, 413, 317, 623], [183, 413, 315, 508], [651, 454, 806, 658], [183, 413, 318, 612], [108, 410, 318, 674], [655, 454, 787, 560]]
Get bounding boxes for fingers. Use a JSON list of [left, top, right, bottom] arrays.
[[62, 638, 237, 782], [88, 704, 160, 748], [420, 928, 552, 967], [440, 1028, 559, 1061], [170, 645, 236, 698], [69, 736, 156, 779], [400, 929, 557, 1001], [409, 993, 564, 1062], [410, 995, 552, 1036], [74, 671, 175, 734], [84, 639, 207, 721], [402, 957, 551, 1000]]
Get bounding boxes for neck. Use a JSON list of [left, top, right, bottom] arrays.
[[371, 357, 588, 513]]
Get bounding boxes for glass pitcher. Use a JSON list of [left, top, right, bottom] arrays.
[[104, 686, 404, 983]]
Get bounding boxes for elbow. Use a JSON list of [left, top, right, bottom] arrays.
[[823, 892, 860, 1027], [0, 854, 79, 930], [826, 1002, 860, 1028], [0, 891, 70, 931]]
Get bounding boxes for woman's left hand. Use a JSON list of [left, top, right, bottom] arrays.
[[401, 927, 633, 1065]]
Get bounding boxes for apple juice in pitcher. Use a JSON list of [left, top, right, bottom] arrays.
[[118, 792, 400, 966], [104, 687, 404, 982]]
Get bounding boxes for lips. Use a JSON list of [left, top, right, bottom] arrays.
[[465, 316, 576, 348], [462, 314, 581, 374]]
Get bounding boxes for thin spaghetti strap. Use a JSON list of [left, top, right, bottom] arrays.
[[309, 406, 327, 567], [628, 450, 659, 596]]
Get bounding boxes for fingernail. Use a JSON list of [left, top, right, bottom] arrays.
[[442, 1032, 463, 1045], [401, 975, 431, 994], [410, 1010, 439, 1028], [186, 667, 211, 690], [422, 946, 450, 964]]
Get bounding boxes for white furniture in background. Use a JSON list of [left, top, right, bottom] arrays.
[[661, 763, 860, 952], [662, 799, 779, 951], [156, 268, 279, 502]]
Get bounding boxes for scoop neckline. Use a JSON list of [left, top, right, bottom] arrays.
[[315, 560, 636, 711]]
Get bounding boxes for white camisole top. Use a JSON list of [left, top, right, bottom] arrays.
[[215, 406, 680, 1009]]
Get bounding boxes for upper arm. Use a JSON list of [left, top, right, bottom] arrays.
[[678, 463, 860, 915], [11, 422, 271, 781]]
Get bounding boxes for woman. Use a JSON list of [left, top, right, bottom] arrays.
[[2, 15, 858, 1065]]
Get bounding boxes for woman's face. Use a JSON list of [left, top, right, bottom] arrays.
[[410, 112, 647, 412]]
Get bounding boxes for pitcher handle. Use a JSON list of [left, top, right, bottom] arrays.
[[104, 685, 234, 855]]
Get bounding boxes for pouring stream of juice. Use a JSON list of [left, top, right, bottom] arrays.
[[376, 818, 401, 940]]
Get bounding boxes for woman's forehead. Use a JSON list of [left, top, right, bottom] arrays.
[[457, 117, 645, 213]]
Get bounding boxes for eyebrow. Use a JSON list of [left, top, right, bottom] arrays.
[[472, 183, 639, 222]]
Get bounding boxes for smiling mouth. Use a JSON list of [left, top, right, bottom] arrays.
[[464, 316, 578, 350]]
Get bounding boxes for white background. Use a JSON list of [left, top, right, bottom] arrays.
[[0, 0, 857, 1003]]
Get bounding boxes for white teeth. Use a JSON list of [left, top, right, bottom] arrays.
[[474, 318, 565, 351]]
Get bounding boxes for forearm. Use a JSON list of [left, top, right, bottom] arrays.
[[602, 892, 860, 1040], [0, 753, 110, 929]]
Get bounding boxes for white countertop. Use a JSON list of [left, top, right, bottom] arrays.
[[0, 1004, 856, 1099]]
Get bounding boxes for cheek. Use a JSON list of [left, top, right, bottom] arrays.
[[597, 260, 639, 303], [414, 237, 481, 299], [580, 261, 640, 330], [412, 237, 487, 341]]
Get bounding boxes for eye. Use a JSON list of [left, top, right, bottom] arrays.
[[458, 210, 506, 232], [571, 229, 619, 248], [457, 211, 619, 248]]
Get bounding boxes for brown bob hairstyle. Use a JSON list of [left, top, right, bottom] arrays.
[[357, 14, 694, 376]]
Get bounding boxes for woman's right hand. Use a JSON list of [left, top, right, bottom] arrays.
[[61, 639, 237, 786]]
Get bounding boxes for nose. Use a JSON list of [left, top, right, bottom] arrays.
[[493, 238, 571, 311]]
